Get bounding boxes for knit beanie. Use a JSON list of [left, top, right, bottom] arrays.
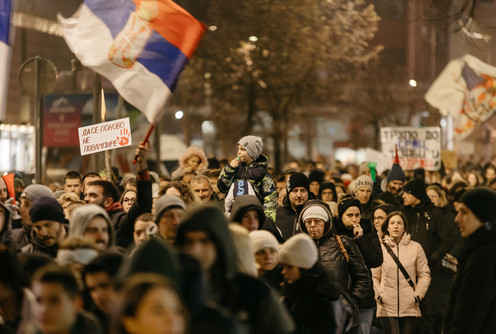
[[338, 196, 361, 220], [349, 175, 373, 195], [308, 170, 325, 184], [250, 230, 279, 254], [279, 233, 318, 270], [238, 135, 263, 160], [286, 173, 310, 194], [403, 179, 427, 200], [302, 205, 328, 222], [20, 184, 54, 202], [387, 163, 405, 183], [29, 196, 67, 225], [459, 188, 496, 224], [154, 195, 186, 223]]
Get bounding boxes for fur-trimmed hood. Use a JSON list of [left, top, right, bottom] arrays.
[[179, 145, 208, 172]]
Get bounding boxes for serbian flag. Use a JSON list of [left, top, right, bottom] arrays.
[[0, 0, 12, 121], [425, 54, 496, 140], [58, 0, 205, 123]]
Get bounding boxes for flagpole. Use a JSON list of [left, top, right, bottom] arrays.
[[133, 123, 155, 165], [100, 89, 113, 184]]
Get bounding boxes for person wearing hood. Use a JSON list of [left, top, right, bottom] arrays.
[[298, 199, 371, 333], [218, 135, 277, 222], [444, 188, 496, 334], [69, 204, 115, 251], [336, 196, 383, 333], [318, 181, 338, 216], [12, 184, 55, 251], [276, 173, 315, 241], [153, 194, 186, 245], [21, 197, 68, 258], [229, 194, 281, 240], [401, 178, 460, 334], [118, 237, 239, 334], [279, 233, 340, 334], [372, 211, 431, 334], [171, 145, 208, 179], [84, 144, 153, 249], [176, 205, 295, 334]]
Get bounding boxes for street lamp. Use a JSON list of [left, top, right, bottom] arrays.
[[175, 110, 184, 119], [409, 79, 417, 87]]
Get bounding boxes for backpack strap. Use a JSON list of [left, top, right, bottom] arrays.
[[383, 243, 415, 291]]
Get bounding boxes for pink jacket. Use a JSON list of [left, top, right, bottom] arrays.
[[372, 233, 431, 318]]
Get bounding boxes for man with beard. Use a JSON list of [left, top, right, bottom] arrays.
[[12, 184, 55, 251], [275, 173, 314, 241], [380, 157, 405, 207], [21, 196, 67, 258], [84, 144, 152, 248]]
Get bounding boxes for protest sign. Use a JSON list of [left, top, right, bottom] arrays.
[[380, 127, 441, 171], [78, 117, 132, 156]]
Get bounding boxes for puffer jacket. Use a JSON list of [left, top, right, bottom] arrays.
[[298, 200, 371, 305], [218, 154, 277, 222], [372, 233, 431, 318]]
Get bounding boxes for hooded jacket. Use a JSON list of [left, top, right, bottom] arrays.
[[218, 154, 277, 222], [176, 205, 295, 334], [69, 205, 115, 248], [372, 233, 431, 318], [171, 145, 208, 178], [229, 194, 265, 229], [297, 200, 371, 305], [276, 192, 317, 241]]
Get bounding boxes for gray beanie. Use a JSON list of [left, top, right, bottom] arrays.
[[20, 184, 54, 202], [154, 195, 186, 223], [279, 233, 318, 269], [238, 135, 263, 160]]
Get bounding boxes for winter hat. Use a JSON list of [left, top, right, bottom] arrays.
[[250, 230, 279, 254], [318, 182, 337, 201], [20, 184, 54, 202], [29, 196, 67, 225], [459, 188, 496, 224], [308, 170, 325, 184], [286, 173, 310, 194], [349, 175, 373, 194], [404, 179, 427, 200], [154, 194, 186, 223], [387, 164, 405, 183], [338, 196, 361, 220], [279, 233, 318, 270], [238, 135, 263, 160], [302, 205, 328, 222]]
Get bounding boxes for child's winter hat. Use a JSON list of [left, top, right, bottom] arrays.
[[238, 135, 263, 160]]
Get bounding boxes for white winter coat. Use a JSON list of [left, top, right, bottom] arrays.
[[372, 233, 431, 318]]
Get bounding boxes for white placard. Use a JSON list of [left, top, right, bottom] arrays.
[[78, 117, 132, 156], [380, 127, 441, 171]]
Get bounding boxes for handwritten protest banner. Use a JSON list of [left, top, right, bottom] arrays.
[[380, 127, 441, 171], [78, 117, 132, 156]]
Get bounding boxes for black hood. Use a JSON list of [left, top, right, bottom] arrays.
[[176, 205, 238, 280], [229, 194, 265, 229]]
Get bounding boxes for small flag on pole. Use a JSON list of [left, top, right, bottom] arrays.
[[425, 54, 496, 140], [0, 0, 12, 121], [58, 0, 206, 124]]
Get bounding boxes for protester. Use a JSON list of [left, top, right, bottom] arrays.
[[171, 145, 208, 179], [276, 172, 314, 240], [279, 233, 340, 334], [64, 171, 83, 199], [22, 197, 68, 258], [348, 175, 375, 219], [444, 188, 496, 334], [160, 181, 197, 207], [31, 264, 103, 334], [249, 230, 282, 292], [153, 194, 186, 245], [133, 213, 155, 247], [176, 205, 295, 333], [69, 204, 115, 251], [218, 135, 277, 222], [372, 211, 431, 334], [120, 187, 137, 213]]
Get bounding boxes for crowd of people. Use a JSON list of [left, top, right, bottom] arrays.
[[0, 134, 495, 334]]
